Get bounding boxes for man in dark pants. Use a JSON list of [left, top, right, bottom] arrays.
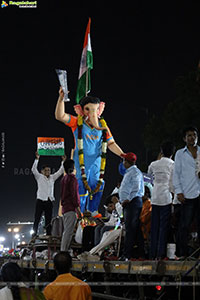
[[173, 126, 200, 258], [119, 152, 144, 260], [31, 151, 65, 237], [148, 141, 175, 259]]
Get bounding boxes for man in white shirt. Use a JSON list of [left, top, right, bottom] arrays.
[[148, 141, 175, 259], [31, 151, 65, 236], [173, 126, 200, 257]]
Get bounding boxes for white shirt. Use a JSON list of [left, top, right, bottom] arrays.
[[0, 286, 13, 300], [173, 194, 181, 205], [31, 159, 64, 201], [195, 153, 200, 176], [111, 187, 119, 195], [119, 165, 144, 203], [106, 202, 123, 226], [173, 146, 200, 198], [148, 157, 174, 206]]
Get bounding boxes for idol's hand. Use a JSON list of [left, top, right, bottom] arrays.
[[58, 86, 64, 101]]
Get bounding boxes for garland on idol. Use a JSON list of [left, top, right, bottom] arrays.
[[77, 115, 108, 200]]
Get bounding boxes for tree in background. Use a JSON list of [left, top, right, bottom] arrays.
[[143, 65, 200, 161]]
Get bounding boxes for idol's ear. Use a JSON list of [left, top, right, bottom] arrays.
[[73, 104, 84, 116], [98, 102, 105, 117]]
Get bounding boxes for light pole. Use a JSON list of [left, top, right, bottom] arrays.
[[8, 227, 19, 249]]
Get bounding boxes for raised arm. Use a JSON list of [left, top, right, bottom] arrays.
[[55, 87, 70, 124], [31, 152, 40, 179], [51, 155, 66, 181]]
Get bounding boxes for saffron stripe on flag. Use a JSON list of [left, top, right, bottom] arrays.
[[38, 137, 64, 144]]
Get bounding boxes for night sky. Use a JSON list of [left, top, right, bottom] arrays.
[[1, 2, 200, 233]]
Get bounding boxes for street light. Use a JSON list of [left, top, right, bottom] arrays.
[[0, 237, 5, 242], [30, 229, 34, 236], [14, 234, 20, 240], [8, 228, 20, 249]]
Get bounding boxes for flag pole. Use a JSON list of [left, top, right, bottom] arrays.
[[85, 69, 88, 96]]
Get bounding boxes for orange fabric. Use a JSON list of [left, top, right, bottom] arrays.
[[65, 115, 78, 133], [38, 137, 64, 144], [43, 273, 92, 300], [93, 213, 102, 218], [83, 18, 91, 48], [105, 126, 113, 141], [66, 114, 113, 140], [140, 199, 152, 240]]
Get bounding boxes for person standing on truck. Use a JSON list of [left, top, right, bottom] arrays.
[[31, 151, 65, 237]]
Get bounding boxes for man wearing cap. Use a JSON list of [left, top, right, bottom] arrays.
[[119, 152, 144, 260]]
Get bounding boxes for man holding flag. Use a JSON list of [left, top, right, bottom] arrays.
[[55, 19, 125, 214], [31, 151, 66, 237]]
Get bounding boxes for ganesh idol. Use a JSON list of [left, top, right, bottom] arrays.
[[55, 87, 125, 215]]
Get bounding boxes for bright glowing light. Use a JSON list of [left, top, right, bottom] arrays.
[[156, 285, 162, 291], [30, 229, 34, 235], [8, 228, 12, 232], [13, 227, 19, 233], [21, 241, 26, 245], [0, 237, 5, 242], [14, 234, 20, 239]]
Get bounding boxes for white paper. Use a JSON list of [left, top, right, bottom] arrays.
[[55, 69, 70, 102]]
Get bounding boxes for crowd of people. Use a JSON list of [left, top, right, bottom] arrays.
[[2, 125, 200, 300], [30, 125, 200, 263], [117, 125, 200, 261], [7, 87, 199, 298]]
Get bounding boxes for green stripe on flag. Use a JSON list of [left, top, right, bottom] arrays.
[[87, 50, 93, 69], [76, 71, 91, 104], [38, 148, 65, 156]]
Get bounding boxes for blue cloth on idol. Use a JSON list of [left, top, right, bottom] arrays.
[[66, 116, 113, 212]]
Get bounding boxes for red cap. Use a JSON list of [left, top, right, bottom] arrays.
[[121, 152, 137, 163]]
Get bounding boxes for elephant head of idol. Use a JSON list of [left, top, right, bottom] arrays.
[[74, 96, 106, 130]]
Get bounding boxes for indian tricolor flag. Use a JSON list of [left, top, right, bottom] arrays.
[[37, 137, 65, 156], [76, 18, 93, 103]]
